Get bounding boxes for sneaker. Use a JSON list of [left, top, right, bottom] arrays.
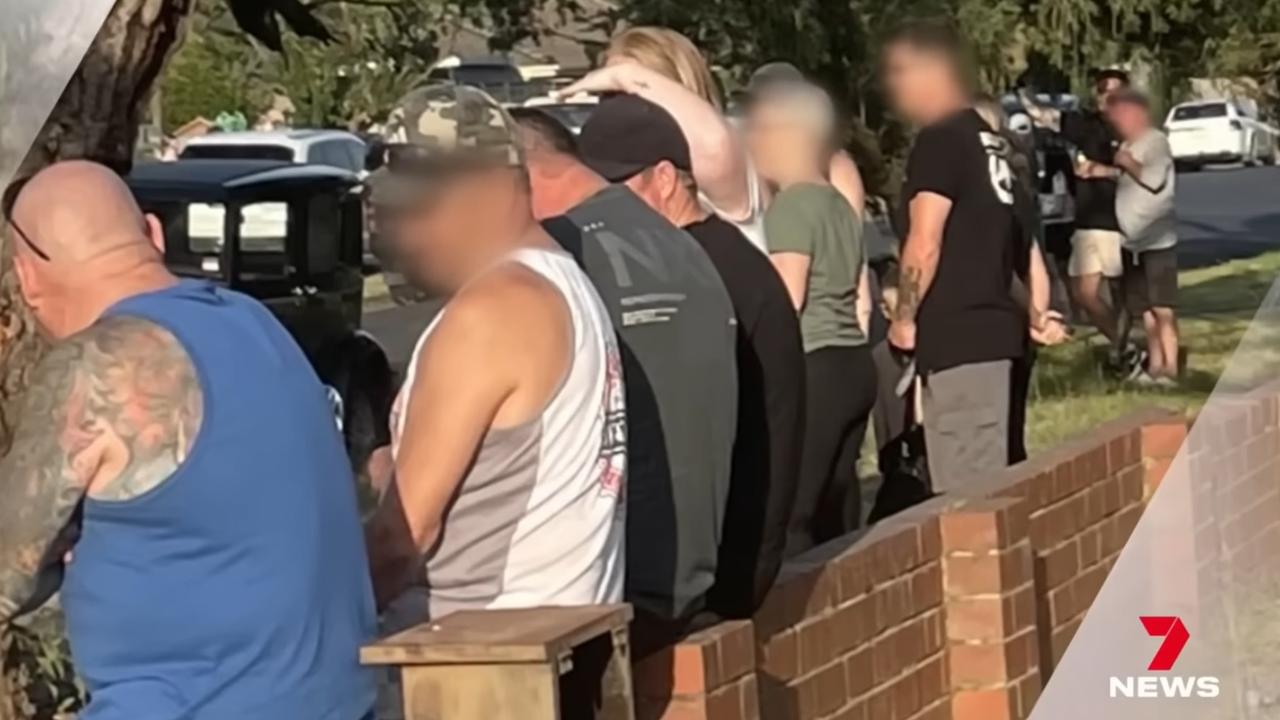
[[1153, 375, 1179, 390], [1128, 371, 1159, 387]]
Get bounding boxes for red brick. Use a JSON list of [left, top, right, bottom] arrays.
[[892, 671, 923, 717], [644, 694, 709, 720], [1077, 526, 1102, 567], [941, 506, 1008, 552], [1016, 672, 1043, 717], [917, 654, 947, 704], [1142, 420, 1187, 459], [829, 596, 876, 656], [753, 564, 834, 637], [1039, 540, 1079, 590], [915, 698, 952, 720], [832, 700, 868, 720], [946, 596, 1006, 643], [815, 661, 848, 716], [1046, 582, 1075, 626], [911, 563, 944, 612], [874, 577, 914, 628], [867, 684, 894, 720], [1107, 431, 1140, 472], [836, 547, 874, 601], [953, 688, 1017, 720], [1049, 616, 1082, 667], [705, 679, 744, 720], [845, 646, 874, 698], [740, 674, 760, 720], [919, 517, 943, 562], [869, 526, 923, 584], [949, 642, 1011, 687], [716, 622, 755, 683], [921, 611, 945, 657], [799, 619, 837, 675], [757, 629, 798, 681]]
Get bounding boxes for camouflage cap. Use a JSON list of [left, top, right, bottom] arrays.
[[369, 83, 525, 208]]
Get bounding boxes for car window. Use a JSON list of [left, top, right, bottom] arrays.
[[239, 202, 289, 254], [309, 141, 348, 170], [181, 144, 296, 161], [1172, 104, 1228, 121]]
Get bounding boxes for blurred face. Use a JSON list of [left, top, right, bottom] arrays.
[[883, 42, 953, 124], [747, 102, 819, 183], [378, 167, 525, 295], [1107, 101, 1150, 140]]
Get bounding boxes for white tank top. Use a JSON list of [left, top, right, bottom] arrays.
[[385, 247, 626, 624]]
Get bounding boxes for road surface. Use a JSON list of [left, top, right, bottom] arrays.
[[364, 165, 1280, 370]]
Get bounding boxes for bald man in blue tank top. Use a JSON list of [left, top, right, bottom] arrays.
[[0, 161, 376, 720]]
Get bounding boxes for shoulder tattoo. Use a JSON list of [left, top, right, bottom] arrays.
[[0, 316, 203, 619]]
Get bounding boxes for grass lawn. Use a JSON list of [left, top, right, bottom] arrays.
[[1026, 249, 1280, 451]]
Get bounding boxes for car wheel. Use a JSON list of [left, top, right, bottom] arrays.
[[315, 331, 396, 476]]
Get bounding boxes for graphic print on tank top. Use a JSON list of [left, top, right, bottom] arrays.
[[596, 348, 627, 509]]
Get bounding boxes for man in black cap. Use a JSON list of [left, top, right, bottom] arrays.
[[578, 94, 807, 619], [510, 106, 739, 647]]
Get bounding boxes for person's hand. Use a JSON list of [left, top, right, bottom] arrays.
[[555, 63, 640, 99], [1113, 149, 1138, 175], [888, 319, 917, 352], [1030, 309, 1070, 346], [1074, 159, 1099, 179]]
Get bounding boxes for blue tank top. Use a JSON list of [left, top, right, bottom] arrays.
[[61, 280, 377, 720]]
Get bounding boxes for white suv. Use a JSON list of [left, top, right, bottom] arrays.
[[1165, 100, 1278, 170], [181, 130, 369, 177]]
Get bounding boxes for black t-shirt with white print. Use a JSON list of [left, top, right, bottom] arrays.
[[898, 109, 1026, 373]]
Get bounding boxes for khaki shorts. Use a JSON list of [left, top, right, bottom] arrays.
[[1068, 229, 1124, 278]]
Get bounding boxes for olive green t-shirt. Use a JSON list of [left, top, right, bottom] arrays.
[[764, 183, 866, 353]]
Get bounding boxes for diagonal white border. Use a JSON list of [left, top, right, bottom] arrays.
[[0, 0, 116, 190], [1032, 265, 1280, 718]]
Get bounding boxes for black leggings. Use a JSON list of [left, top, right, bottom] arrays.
[[785, 345, 878, 557]]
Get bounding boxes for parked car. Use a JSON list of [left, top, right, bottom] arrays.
[[1165, 100, 1278, 171], [126, 159, 394, 474], [181, 130, 369, 177]]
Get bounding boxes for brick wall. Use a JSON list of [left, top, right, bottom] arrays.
[[635, 407, 1199, 720]]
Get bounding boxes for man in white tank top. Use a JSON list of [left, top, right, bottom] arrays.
[[363, 84, 626, 624]]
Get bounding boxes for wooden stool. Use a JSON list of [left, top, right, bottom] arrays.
[[362, 604, 635, 720]]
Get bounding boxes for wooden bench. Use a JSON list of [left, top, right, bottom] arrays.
[[362, 604, 635, 720]]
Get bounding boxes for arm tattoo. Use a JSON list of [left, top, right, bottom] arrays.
[[895, 266, 924, 322], [0, 316, 203, 622]]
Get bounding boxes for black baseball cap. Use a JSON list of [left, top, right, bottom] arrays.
[[578, 94, 692, 182]]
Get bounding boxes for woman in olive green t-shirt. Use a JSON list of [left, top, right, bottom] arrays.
[[749, 81, 879, 556]]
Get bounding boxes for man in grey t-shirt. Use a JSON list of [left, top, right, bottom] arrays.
[[1108, 90, 1179, 385], [511, 108, 739, 647]]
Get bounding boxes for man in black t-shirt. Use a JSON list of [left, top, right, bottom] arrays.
[[1023, 70, 1132, 363], [884, 21, 1064, 490], [511, 108, 739, 647], [575, 95, 806, 620]]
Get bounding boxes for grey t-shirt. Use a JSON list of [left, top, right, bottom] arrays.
[[1116, 129, 1177, 253], [544, 184, 739, 620]]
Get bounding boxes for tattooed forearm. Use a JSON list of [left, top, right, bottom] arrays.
[[895, 266, 924, 322], [0, 316, 202, 622]]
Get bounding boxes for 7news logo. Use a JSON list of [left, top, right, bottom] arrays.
[[1109, 616, 1221, 699]]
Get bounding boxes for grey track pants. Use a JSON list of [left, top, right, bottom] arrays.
[[923, 359, 1012, 492]]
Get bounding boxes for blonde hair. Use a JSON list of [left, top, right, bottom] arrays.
[[604, 27, 721, 110]]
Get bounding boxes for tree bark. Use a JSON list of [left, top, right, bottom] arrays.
[[0, 2, 196, 717]]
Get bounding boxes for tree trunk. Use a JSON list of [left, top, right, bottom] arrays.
[[1, 1, 196, 717]]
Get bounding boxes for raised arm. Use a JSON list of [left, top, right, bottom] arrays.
[[889, 192, 951, 350], [0, 316, 202, 623], [561, 63, 752, 219]]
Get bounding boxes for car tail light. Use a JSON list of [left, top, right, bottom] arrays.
[[1230, 119, 1243, 130]]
